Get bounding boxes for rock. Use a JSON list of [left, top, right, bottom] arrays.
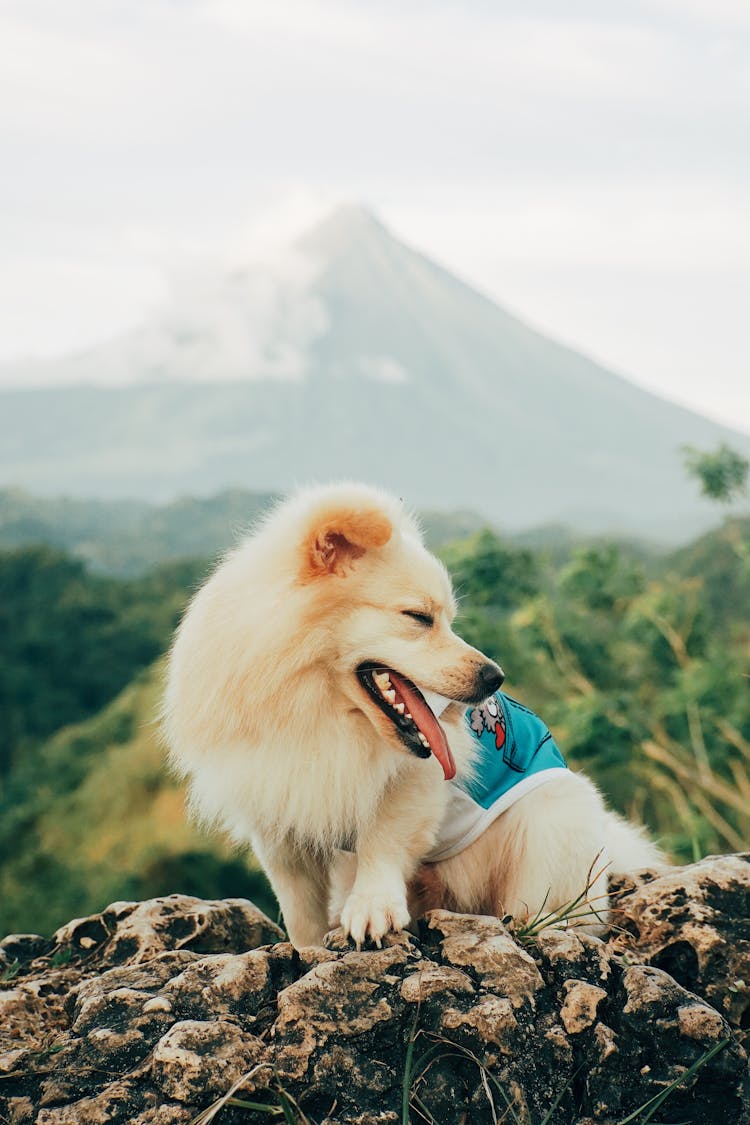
[[151, 1019, 267, 1102], [0, 935, 53, 966], [559, 979, 608, 1034], [0, 865, 748, 1123], [51, 894, 285, 967], [610, 853, 750, 1046], [420, 910, 545, 1004]]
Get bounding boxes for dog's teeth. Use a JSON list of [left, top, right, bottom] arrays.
[[373, 671, 391, 690], [418, 732, 430, 747], [395, 703, 405, 714], [384, 690, 396, 704], [405, 712, 412, 721]]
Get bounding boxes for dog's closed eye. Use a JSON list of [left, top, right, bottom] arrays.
[[402, 610, 434, 628]]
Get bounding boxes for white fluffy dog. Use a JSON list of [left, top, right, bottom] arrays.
[[163, 483, 662, 949]]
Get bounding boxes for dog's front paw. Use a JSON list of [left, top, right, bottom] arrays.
[[340, 887, 410, 949]]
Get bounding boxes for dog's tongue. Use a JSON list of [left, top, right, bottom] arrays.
[[386, 670, 456, 781]]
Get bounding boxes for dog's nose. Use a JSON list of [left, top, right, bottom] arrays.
[[476, 662, 505, 698]]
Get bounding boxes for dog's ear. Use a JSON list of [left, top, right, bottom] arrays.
[[304, 506, 392, 578]]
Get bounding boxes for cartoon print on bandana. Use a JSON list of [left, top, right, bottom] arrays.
[[469, 695, 506, 751]]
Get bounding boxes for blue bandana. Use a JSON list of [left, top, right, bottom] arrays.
[[426, 691, 568, 862]]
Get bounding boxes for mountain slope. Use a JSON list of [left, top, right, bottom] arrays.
[[0, 665, 275, 936], [1, 206, 748, 539]]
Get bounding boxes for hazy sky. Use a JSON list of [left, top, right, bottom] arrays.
[[2, 0, 749, 433]]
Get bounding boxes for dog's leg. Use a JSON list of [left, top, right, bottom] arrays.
[[340, 773, 444, 947], [328, 850, 358, 928], [340, 856, 411, 947], [252, 835, 330, 949], [492, 773, 613, 934]]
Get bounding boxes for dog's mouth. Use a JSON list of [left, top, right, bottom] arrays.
[[356, 664, 456, 780]]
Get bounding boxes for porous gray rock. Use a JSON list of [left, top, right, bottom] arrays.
[[609, 852, 750, 1047], [0, 865, 747, 1124], [52, 894, 285, 967]]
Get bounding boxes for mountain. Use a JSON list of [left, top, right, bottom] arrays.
[[1, 205, 748, 539]]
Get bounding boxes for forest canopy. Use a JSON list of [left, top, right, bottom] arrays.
[[1, 475, 748, 936]]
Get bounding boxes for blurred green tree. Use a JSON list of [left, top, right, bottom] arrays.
[[0, 547, 206, 774], [682, 442, 748, 503]]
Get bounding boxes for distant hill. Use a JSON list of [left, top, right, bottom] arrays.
[[666, 515, 750, 626], [1, 206, 748, 540], [0, 488, 273, 574], [0, 487, 495, 574]]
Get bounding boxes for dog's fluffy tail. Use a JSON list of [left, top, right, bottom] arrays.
[[604, 809, 667, 873]]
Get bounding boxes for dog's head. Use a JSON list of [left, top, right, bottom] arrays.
[[294, 485, 504, 779], [166, 483, 503, 783]]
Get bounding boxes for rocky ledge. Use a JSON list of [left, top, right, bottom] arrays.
[[0, 855, 748, 1125]]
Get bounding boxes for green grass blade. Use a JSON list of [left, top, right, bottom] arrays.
[[277, 1093, 297, 1125], [402, 1007, 421, 1125], [227, 1097, 284, 1115]]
